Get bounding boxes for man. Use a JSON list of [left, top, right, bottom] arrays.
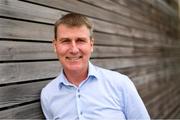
[[41, 13, 150, 120]]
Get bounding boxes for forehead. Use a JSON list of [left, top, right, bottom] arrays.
[[57, 24, 90, 38]]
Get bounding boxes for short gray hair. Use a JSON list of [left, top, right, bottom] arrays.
[[54, 13, 94, 39]]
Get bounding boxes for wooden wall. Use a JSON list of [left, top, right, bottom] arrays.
[[0, 0, 180, 119]]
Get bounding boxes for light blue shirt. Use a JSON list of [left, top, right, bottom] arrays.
[[41, 62, 150, 120]]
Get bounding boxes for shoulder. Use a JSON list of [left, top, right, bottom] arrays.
[[95, 65, 132, 86], [41, 75, 61, 97], [94, 65, 138, 101], [94, 66, 140, 99]]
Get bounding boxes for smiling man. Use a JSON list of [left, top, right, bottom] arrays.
[[53, 23, 93, 86], [40, 13, 150, 120]]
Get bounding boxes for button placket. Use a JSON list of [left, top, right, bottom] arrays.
[[78, 94, 81, 98], [80, 111, 83, 115], [76, 88, 83, 119]]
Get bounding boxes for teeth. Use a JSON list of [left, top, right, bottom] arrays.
[[66, 56, 82, 61]]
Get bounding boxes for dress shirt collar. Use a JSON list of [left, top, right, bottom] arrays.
[[58, 61, 99, 89]]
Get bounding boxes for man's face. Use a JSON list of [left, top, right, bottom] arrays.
[[53, 24, 94, 73]]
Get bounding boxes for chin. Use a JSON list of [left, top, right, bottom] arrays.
[[66, 67, 83, 73], [65, 63, 83, 71]]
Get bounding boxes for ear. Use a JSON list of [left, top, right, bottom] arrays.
[[90, 38, 94, 52], [52, 40, 57, 53], [91, 47, 93, 52]]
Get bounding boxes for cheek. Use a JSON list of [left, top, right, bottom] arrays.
[[84, 47, 93, 56], [55, 47, 65, 56]]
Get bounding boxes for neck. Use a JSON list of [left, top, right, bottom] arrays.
[[64, 68, 88, 86]]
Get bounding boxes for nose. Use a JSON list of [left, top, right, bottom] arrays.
[[70, 41, 79, 54]]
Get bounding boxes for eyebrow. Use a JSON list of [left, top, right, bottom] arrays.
[[58, 37, 88, 41]]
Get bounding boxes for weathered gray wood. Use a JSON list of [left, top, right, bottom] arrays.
[[131, 28, 161, 41], [120, 0, 160, 28], [0, 16, 134, 46], [125, 0, 174, 32], [0, 61, 60, 84], [0, 57, 164, 84], [0, 80, 50, 108], [135, 68, 173, 96], [93, 46, 161, 58], [145, 81, 180, 118], [84, 0, 132, 17], [132, 66, 169, 86], [0, 64, 176, 110], [0, 41, 55, 60], [142, 0, 178, 17], [94, 32, 134, 46], [0, 67, 167, 109], [116, 63, 164, 78], [144, 71, 180, 104], [0, 41, 162, 61], [0, 102, 44, 119], [0, 18, 53, 40], [80, 0, 156, 31], [92, 19, 132, 36], [167, 99, 180, 118], [91, 57, 162, 70], [0, 17, 134, 45], [0, 0, 66, 23], [0, 0, 131, 37], [110, 0, 127, 6], [0, 14, 133, 45], [0, 67, 178, 119], [22, 0, 158, 31], [0, 18, 166, 47], [0, 63, 170, 108], [0, 0, 161, 36]]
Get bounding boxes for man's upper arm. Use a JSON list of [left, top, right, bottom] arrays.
[[40, 89, 53, 119], [123, 77, 150, 119]]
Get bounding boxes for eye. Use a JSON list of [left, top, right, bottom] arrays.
[[59, 38, 71, 43], [77, 38, 87, 43]]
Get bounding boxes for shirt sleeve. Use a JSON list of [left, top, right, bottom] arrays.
[[123, 77, 150, 119], [40, 89, 53, 120]]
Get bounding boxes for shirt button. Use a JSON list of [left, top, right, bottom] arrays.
[[80, 111, 83, 115], [78, 94, 81, 98], [77, 89, 80, 92]]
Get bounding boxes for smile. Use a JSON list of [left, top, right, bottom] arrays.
[[66, 56, 83, 61]]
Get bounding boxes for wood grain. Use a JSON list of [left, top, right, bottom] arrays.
[[0, 80, 50, 108], [0, 102, 44, 119]]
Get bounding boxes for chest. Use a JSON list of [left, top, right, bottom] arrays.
[[49, 80, 125, 119]]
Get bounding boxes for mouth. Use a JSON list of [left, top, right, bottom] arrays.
[[66, 56, 83, 61]]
